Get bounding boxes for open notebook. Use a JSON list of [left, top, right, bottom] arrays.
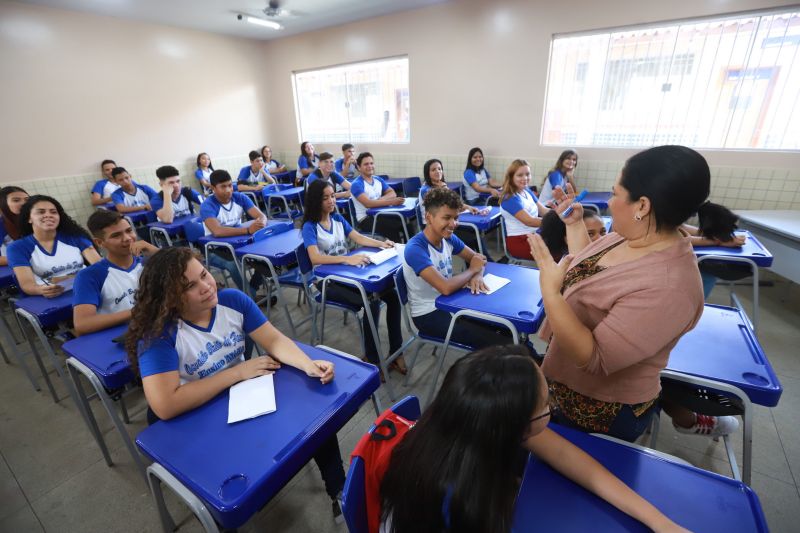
[[361, 244, 405, 265]]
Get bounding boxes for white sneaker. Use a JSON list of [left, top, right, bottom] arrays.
[[674, 414, 739, 437]]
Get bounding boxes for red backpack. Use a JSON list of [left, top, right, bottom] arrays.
[[350, 409, 416, 533]]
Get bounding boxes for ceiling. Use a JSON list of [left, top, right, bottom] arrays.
[[16, 0, 450, 40]]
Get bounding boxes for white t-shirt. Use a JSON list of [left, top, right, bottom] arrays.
[[73, 257, 143, 314], [500, 190, 540, 237], [402, 232, 466, 317]]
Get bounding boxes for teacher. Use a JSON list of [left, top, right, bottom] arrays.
[[529, 145, 707, 442]]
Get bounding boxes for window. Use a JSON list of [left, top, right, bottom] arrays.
[[542, 10, 800, 150], [292, 57, 410, 144]]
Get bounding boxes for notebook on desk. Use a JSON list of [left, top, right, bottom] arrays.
[[363, 247, 398, 265]]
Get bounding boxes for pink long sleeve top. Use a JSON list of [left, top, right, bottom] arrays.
[[540, 232, 704, 405]]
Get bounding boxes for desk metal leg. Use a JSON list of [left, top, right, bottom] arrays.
[[0, 304, 40, 389], [67, 358, 147, 481], [15, 310, 58, 401], [372, 212, 410, 243], [426, 310, 519, 406], [147, 463, 219, 533]]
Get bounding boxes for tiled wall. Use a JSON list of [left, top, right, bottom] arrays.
[[15, 151, 800, 230]]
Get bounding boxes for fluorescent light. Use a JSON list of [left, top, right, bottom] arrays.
[[246, 16, 282, 30]]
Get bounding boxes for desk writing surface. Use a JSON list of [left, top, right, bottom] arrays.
[[313, 247, 402, 293], [235, 229, 303, 267], [457, 206, 501, 231], [583, 191, 611, 209], [135, 343, 379, 529], [736, 210, 800, 242], [435, 262, 544, 334], [14, 291, 74, 328], [61, 325, 132, 389], [262, 186, 303, 199], [512, 424, 767, 532], [667, 304, 781, 407], [693, 230, 773, 267], [197, 220, 291, 248], [147, 215, 195, 234], [366, 198, 418, 216]]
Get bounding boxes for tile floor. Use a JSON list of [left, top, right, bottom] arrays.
[[0, 248, 798, 532]]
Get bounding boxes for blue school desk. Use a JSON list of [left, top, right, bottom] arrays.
[[135, 343, 380, 532], [583, 191, 611, 212], [124, 210, 155, 225], [13, 291, 78, 403], [663, 304, 782, 485], [235, 229, 304, 336], [272, 170, 295, 184], [262, 185, 304, 220], [512, 424, 768, 533], [60, 325, 146, 479], [0, 266, 26, 381], [0, 265, 14, 287], [147, 215, 196, 247], [384, 178, 404, 195], [450, 207, 502, 257], [313, 247, 405, 399], [312, 247, 403, 293], [366, 197, 418, 242], [445, 182, 461, 193]]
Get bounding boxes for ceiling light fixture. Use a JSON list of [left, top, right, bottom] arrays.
[[242, 15, 282, 30]]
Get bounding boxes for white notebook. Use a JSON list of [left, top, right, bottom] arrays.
[[364, 247, 398, 265], [227, 374, 277, 424], [481, 273, 511, 295]]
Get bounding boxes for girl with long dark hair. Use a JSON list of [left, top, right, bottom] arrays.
[[540, 149, 578, 206], [380, 345, 686, 532], [296, 141, 320, 185], [0, 186, 29, 265], [194, 152, 215, 195], [126, 247, 348, 518], [462, 147, 501, 205], [7, 195, 100, 297], [302, 179, 406, 376]]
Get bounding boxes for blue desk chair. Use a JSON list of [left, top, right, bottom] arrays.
[[182, 216, 205, 249], [342, 395, 421, 533], [402, 177, 422, 198], [392, 269, 474, 396]]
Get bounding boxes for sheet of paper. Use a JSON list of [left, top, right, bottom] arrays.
[[56, 277, 75, 291], [367, 247, 398, 265], [481, 273, 511, 295], [228, 373, 277, 424]]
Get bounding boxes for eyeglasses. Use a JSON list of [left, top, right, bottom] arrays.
[[530, 393, 559, 423]]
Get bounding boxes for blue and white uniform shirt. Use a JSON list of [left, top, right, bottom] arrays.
[[462, 168, 491, 202], [402, 232, 465, 317], [195, 168, 213, 194], [0, 217, 13, 256], [7, 233, 92, 284], [237, 165, 272, 186], [111, 185, 156, 208], [350, 175, 389, 222], [296, 155, 320, 181], [137, 289, 267, 384], [91, 179, 120, 199], [150, 189, 201, 221], [267, 159, 282, 173], [302, 213, 353, 257], [539, 170, 565, 206], [335, 158, 357, 178], [73, 257, 143, 314], [199, 193, 255, 235], [501, 189, 540, 237], [307, 170, 346, 192]]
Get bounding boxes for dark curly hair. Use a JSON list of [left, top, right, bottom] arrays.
[[126, 247, 201, 376], [19, 195, 92, 241]]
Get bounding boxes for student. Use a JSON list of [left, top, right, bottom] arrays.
[[0, 186, 29, 266], [682, 202, 747, 299], [307, 152, 352, 198], [462, 147, 500, 205], [110, 167, 157, 214], [420, 158, 493, 261], [261, 145, 286, 173], [500, 159, 551, 260], [194, 152, 214, 195], [90, 159, 120, 206], [302, 180, 405, 376], [350, 152, 406, 243], [402, 187, 511, 348], [538, 210, 606, 262], [380, 346, 688, 533], [8, 195, 101, 297], [296, 141, 320, 185], [199, 169, 267, 291], [335, 143, 357, 178], [151, 166, 203, 223], [124, 247, 347, 520], [72, 210, 158, 335], [237, 150, 276, 192], [539, 150, 578, 206]]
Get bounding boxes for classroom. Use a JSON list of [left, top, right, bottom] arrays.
[[1, 0, 799, 531]]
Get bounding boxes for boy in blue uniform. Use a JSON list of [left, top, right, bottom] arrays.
[[73, 210, 158, 335], [306, 152, 352, 198], [334, 143, 357, 179], [349, 152, 406, 242], [237, 150, 276, 192], [90, 159, 120, 206], [151, 165, 202, 223], [402, 187, 512, 347], [110, 167, 156, 214], [199, 170, 267, 292]]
